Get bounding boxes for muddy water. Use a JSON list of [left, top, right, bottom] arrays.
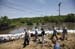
[[0, 26, 26, 34], [0, 23, 75, 34]]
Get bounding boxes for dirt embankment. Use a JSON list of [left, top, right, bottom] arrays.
[[0, 33, 75, 49]]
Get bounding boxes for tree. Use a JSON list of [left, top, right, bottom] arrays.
[[0, 16, 11, 30], [65, 14, 75, 22]]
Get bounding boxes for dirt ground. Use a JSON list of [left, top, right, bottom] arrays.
[[0, 33, 75, 49]]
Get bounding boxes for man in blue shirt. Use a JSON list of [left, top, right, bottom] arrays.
[[35, 27, 38, 42], [54, 40, 60, 49]]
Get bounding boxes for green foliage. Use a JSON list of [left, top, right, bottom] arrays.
[[0, 13, 75, 29], [0, 16, 11, 30], [65, 14, 75, 22], [12, 13, 75, 25], [26, 20, 33, 25]]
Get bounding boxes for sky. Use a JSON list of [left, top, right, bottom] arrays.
[[0, 0, 75, 18]]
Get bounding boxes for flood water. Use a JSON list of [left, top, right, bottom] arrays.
[[0, 23, 75, 34], [0, 25, 37, 34], [0, 26, 27, 34]]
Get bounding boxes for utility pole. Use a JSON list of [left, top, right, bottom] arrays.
[[58, 2, 61, 16]]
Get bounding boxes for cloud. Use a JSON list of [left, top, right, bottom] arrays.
[[36, 0, 46, 4]]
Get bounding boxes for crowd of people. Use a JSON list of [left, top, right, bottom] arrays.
[[23, 26, 68, 49]]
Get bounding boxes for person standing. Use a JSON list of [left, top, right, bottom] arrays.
[[23, 29, 30, 48], [35, 27, 38, 42], [51, 26, 58, 40], [41, 28, 45, 44], [62, 26, 68, 40]]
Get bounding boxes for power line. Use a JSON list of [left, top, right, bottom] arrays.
[[0, 0, 50, 16], [0, 0, 40, 14], [0, 4, 35, 14], [6, 0, 46, 13], [0, 5, 44, 16], [1, 5, 25, 12]]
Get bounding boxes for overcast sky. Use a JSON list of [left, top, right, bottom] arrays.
[[0, 0, 75, 18]]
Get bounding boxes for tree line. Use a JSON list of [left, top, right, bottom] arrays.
[[0, 13, 75, 30]]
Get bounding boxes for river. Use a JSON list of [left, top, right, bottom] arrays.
[[0, 23, 75, 34], [0, 26, 27, 34]]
